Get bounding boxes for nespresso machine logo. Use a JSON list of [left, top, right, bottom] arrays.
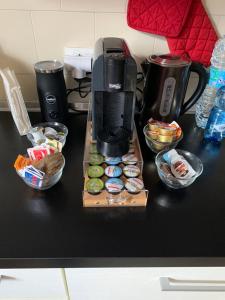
[[45, 94, 56, 104], [109, 83, 121, 89]]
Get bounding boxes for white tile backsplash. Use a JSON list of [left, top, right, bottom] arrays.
[[216, 16, 225, 37], [95, 13, 155, 64], [203, 0, 225, 16], [0, 10, 37, 73], [61, 0, 126, 12], [0, 0, 60, 10], [0, 0, 222, 105], [31, 11, 94, 61], [153, 36, 169, 54]]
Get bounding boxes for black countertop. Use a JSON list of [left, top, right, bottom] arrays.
[[0, 112, 225, 268]]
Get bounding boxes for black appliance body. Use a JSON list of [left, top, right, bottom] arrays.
[[141, 54, 208, 124], [34, 60, 68, 123], [92, 38, 137, 157]]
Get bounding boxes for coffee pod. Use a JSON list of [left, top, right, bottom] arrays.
[[105, 178, 124, 194], [122, 154, 138, 165], [123, 165, 140, 177], [90, 143, 98, 154], [158, 126, 176, 136], [125, 178, 144, 193], [148, 122, 159, 131], [105, 157, 122, 165], [86, 178, 104, 194], [89, 154, 104, 165], [157, 134, 173, 143], [148, 130, 158, 140], [87, 165, 104, 178], [105, 165, 122, 177]]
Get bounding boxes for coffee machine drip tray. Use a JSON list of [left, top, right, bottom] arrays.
[[97, 126, 131, 157]]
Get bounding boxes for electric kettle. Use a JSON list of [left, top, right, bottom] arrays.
[[141, 54, 208, 124]]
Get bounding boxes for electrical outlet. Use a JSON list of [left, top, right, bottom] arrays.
[[64, 47, 93, 79]]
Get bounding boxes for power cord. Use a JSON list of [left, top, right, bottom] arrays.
[[66, 73, 91, 99]]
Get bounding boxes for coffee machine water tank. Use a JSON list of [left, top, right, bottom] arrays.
[[92, 38, 137, 157]]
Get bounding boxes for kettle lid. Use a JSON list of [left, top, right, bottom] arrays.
[[149, 54, 191, 67]]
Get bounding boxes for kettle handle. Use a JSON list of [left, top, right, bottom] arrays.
[[181, 62, 208, 114]]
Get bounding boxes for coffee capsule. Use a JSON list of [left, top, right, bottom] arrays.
[[105, 166, 122, 177], [125, 178, 144, 193], [87, 166, 104, 178], [105, 157, 122, 165], [89, 154, 104, 165], [122, 154, 138, 165], [105, 178, 124, 193], [123, 165, 140, 177], [86, 178, 104, 194]]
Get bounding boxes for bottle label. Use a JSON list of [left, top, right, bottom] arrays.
[[213, 124, 225, 132], [208, 67, 225, 88]]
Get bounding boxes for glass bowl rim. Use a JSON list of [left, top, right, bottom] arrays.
[[16, 154, 65, 179], [28, 122, 68, 137], [143, 124, 183, 145], [155, 149, 203, 181]]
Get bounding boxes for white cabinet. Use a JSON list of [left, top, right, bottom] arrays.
[[0, 268, 67, 299], [65, 267, 225, 300]]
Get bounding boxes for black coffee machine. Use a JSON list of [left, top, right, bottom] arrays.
[[92, 37, 137, 157]]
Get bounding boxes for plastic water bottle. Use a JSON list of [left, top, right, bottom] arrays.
[[195, 36, 225, 128], [204, 86, 225, 142]]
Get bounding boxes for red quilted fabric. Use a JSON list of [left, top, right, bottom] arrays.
[[127, 0, 192, 37], [127, 0, 218, 66], [167, 0, 218, 67]]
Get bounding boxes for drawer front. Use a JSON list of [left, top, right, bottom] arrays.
[[0, 268, 67, 299], [66, 267, 225, 300]]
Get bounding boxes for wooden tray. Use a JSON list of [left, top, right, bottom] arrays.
[[82, 121, 148, 207]]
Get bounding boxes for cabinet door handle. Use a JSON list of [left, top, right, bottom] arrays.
[[0, 275, 17, 282], [160, 277, 225, 291]]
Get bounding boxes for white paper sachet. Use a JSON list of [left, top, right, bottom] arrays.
[[0, 68, 31, 135], [163, 149, 196, 180]]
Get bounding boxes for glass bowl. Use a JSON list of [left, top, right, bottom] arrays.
[[27, 122, 68, 147], [16, 156, 65, 190], [155, 149, 203, 189], [143, 124, 183, 153]]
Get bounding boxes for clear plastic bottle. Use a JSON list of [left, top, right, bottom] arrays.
[[204, 86, 225, 142], [195, 36, 225, 128]]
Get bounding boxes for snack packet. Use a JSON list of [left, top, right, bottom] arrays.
[[27, 145, 56, 161], [163, 149, 196, 180], [42, 138, 63, 152], [148, 119, 182, 143], [14, 155, 31, 171], [31, 152, 64, 176]]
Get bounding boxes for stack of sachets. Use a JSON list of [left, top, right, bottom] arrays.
[[14, 143, 64, 189], [160, 149, 196, 185]]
